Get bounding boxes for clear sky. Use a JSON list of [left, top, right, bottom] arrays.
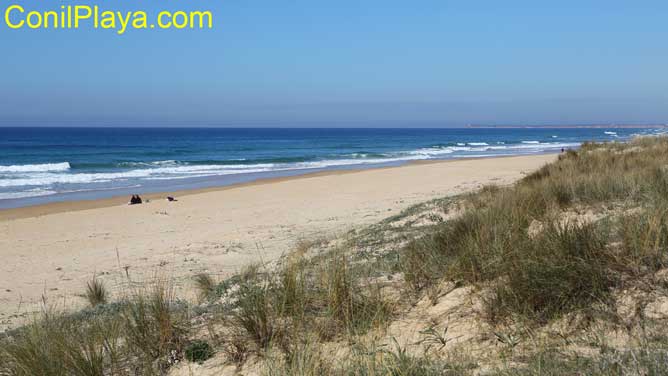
[[1, 0, 667, 127]]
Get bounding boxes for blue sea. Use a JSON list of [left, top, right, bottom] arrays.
[[0, 127, 662, 208]]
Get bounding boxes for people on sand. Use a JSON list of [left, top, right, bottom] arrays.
[[167, 196, 177, 202], [129, 195, 143, 205]]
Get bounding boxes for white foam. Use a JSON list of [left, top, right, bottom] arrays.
[[408, 147, 457, 157], [468, 142, 489, 146], [0, 162, 70, 173], [0, 188, 57, 200], [0, 141, 582, 194], [402, 142, 577, 159], [1, 157, 427, 188]]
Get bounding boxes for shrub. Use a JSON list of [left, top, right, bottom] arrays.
[[184, 340, 214, 363]]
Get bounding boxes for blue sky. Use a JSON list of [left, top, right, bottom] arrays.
[[1, 0, 667, 127]]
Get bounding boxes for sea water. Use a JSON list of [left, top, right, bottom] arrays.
[[0, 127, 662, 208]]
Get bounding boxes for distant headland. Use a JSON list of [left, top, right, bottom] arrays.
[[466, 124, 668, 129]]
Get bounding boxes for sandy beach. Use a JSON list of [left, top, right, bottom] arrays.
[[0, 154, 554, 331]]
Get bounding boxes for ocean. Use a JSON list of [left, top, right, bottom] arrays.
[[0, 127, 662, 208]]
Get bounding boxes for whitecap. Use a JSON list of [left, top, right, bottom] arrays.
[[0, 188, 57, 200], [0, 162, 71, 173]]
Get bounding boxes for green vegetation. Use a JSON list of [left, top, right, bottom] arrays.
[[0, 284, 188, 375], [402, 137, 668, 323], [222, 250, 393, 355], [3, 137, 668, 375], [192, 273, 217, 302], [184, 340, 214, 364], [490, 339, 668, 376]]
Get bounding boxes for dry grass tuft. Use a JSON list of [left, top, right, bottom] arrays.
[[85, 276, 108, 307]]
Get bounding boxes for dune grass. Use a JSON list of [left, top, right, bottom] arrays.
[[401, 137, 668, 324], [489, 336, 668, 376], [219, 249, 393, 357], [193, 273, 217, 303], [85, 276, 108, 308], [0, 283, 189, 375]]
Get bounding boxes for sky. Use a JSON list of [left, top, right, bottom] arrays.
[[1, 0, 668, 127]]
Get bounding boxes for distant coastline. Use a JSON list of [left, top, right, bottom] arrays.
[[466, 124, 668, 129]]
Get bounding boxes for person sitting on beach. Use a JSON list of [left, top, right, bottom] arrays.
[[129, 195, 143, 205]]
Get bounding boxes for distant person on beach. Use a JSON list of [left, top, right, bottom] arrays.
[[129, 195, 143, 205], [167, 196, 177, 202]]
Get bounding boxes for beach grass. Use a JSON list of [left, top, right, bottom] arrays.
[[0, 283, 189, 375], [401, 137, 668, 324], [85, 276, 108, 308], [192, 273, 217, 303]]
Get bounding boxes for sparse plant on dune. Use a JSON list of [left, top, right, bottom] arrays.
[[193, 273, 217, 302], [224, 249, 392, 355], [230, 278, 277, 350], [619, 207, 668, 274], [85, 276, 108, 307], [122, 283, 188, 368]]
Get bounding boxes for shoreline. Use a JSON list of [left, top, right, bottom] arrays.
[[0, 154, 557, 221]]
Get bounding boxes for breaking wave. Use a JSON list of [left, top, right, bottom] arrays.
[[0, 141, 581, 199], [0, 162, 71, 173]]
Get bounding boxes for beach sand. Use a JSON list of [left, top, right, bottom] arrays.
[[0, 154, 555, 331]]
